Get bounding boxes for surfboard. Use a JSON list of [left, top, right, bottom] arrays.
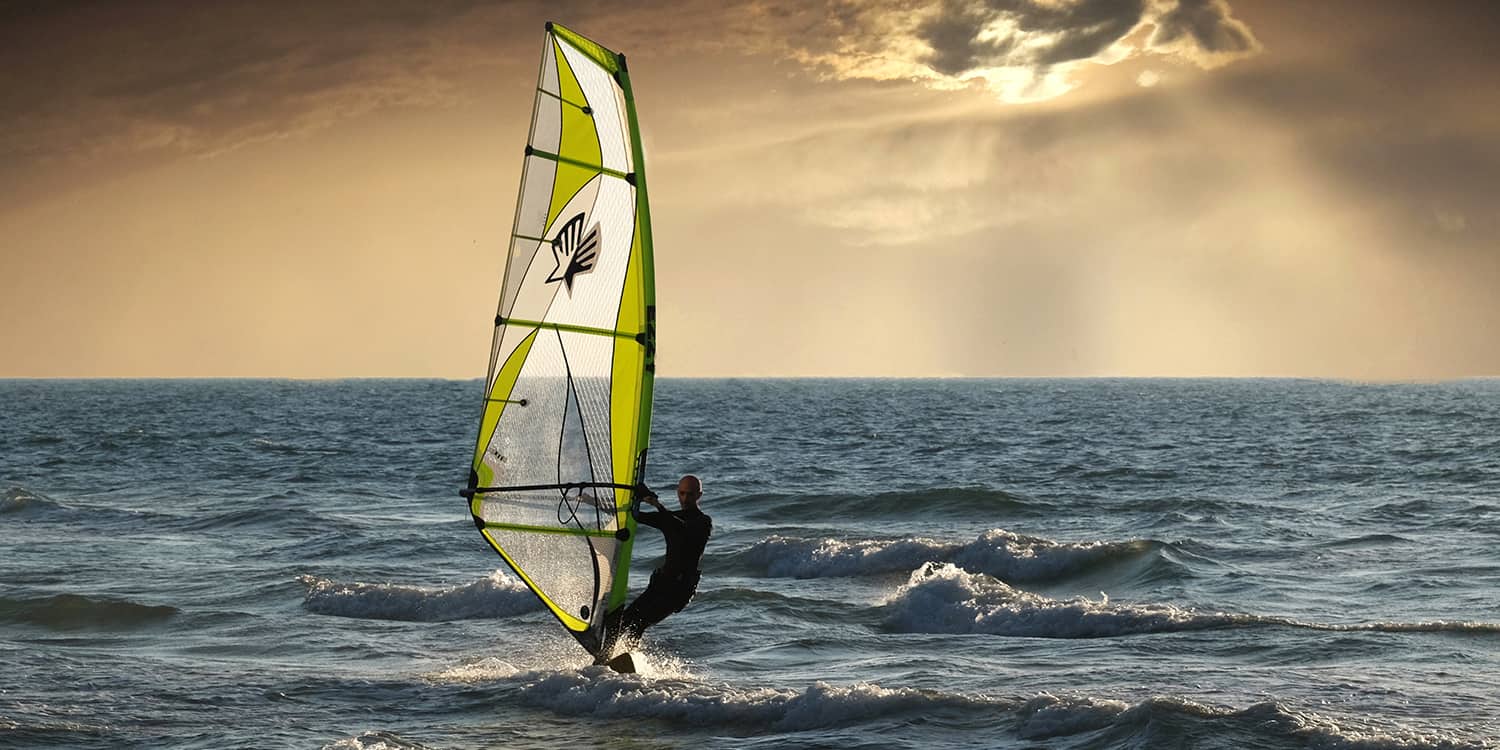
[[461, 21, 657, 660]]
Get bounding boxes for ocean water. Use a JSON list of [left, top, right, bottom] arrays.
[[2, 378, 1499, 749]]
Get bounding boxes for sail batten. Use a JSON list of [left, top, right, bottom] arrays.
[[466, 22, 654, 656], [524, 146, 631, 180], [495, 315, 644, 341]]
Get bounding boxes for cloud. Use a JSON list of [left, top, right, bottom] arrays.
[[718, 25, 1499, 376], [785, 0, 1261, 101], [0, 0, 1261, 171], [1148, 0, 1261, 66], [0, 1, 535, 165], [916, 0, 1148, 99]]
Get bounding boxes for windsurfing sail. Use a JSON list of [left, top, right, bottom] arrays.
[[462, 21, 656, 657]]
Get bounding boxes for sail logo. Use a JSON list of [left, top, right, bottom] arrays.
[[546, 213, 600, 293]]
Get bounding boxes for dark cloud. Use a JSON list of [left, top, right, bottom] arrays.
[[919, 0, 1014, 76], [1149, 0, 1258, 58], [0, 0, 536, 165], [913, 0, 1252, 78], [1028, 0, 1149, 65]]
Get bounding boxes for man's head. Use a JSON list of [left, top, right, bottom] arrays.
[[676, 475, 703, 510]]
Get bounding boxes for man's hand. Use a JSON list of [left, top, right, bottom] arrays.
[[636, 484, 661, 509]]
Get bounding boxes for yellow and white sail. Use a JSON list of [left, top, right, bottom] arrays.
[[464, 22, 655, 656]]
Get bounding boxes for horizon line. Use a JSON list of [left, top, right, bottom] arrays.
[[3, 375, 1498, 383]]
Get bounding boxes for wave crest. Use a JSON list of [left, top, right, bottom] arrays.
[[320, 730, 434, 750], [299, 571, 541, 622], [883, 562, 1216, 637], [1, 487, 65, 516], [0, 593, 178, 630], [739, 487, 1045, 522], [1017, 694, 1489, 749], [882, 564, 1500, 638], [515, 671, 998, 731], [734, 529, 1160, 583], [481, 667, 1491, 748]]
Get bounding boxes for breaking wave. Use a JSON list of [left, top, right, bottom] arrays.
[[434, 666, 1490, 748], [299, 571, 541, 622], [513, 671, 1001, 731], [729, 529, 1167, 583], [883, 563, 1500, 639], [319, 731, 435, 750]]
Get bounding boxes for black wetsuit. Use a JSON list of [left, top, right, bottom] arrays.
[[603, 503, 712, 653]]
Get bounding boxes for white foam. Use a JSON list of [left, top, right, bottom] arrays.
[[883, 563, 1500, 639], [741, 530, 1149, 582], [495, 667, 1487, 748], [952, 530, 1154, 582], [299, 571, 541, 622], [320, 730, 432, 750], [1281, 709, 1491, 750], [425, 646, 694, 685], [512, 671, 999, 731], [883, 562, 1245, 637], [1014, 693, 1133, 739], [743, 535, 959, 578], [425, 657, 521, 683], [1315, 620, 1500, 634], [414, 655, 1493, 749]]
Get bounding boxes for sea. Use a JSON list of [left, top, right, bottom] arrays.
[[2, 378, 1498, 749]]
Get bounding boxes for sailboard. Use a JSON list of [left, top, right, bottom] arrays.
[[461, 22, 656, 658]]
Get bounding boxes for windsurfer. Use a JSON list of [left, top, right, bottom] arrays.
[[599, 474, 712, 660]]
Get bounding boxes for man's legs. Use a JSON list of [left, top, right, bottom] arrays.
[[599, 573, 691, 658]]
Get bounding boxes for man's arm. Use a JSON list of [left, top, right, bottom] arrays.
[[632, 485, 681, 530]]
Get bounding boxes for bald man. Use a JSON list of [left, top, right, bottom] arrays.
[[599, 475, 712, 660]]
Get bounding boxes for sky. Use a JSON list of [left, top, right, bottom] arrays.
[[2, 0, 1496, 378]]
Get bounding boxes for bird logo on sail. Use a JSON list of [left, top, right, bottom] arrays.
[[546, 213, 600, 293]]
